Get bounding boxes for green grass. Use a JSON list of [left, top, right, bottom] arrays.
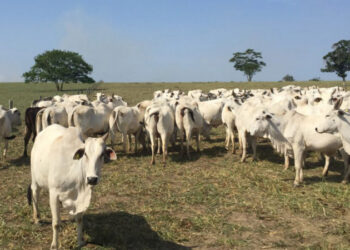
[[1, 81, 350, 249]]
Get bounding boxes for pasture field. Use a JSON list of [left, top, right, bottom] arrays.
[[1, 81, 350, 249]]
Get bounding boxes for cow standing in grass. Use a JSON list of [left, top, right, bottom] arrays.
[[28, 125, 116, 249], [0, 106, 21, 160]]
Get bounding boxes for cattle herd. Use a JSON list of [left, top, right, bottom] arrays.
[[1, 85, 350, 248]]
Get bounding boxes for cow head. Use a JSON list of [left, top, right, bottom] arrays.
[[8, 108, 21, 127], [248, 110, 274, 137], [73, 135, 116, 186], [315, 98, 344, 134]]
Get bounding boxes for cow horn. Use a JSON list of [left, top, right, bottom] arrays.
[[101, 131, 109, 141]]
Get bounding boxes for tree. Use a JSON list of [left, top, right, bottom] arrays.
[[321, 40, 350, 82], [282, 74, 295, 82], [23, 49, 95, 91], [229, 49, 266, 82], [309, 77, 320, 82]]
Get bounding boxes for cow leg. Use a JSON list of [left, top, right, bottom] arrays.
[[240, 131, 247, 162], [162, 134, 168, 165], [122, 133, 127, 153], [322, 154, 330, 177], [340, 150, 350, 184], [150, 133, 156, 165], [179, 129, 184, 157], [2, 140, 8, 160], [171, 127, 177, 147], [109, 130, 117, 149], [23, 127, 32, 157], [31, 183, 40, 224], [128, 134, 132, 152], [186, 129, 192, 160], [75, 213, 85, 247], [251, 136, 257, 161], [284, 153, 290, 170], [196, 131, 200, 153], [231, 129, 235, 154], [293, 146, 304, 187], [134, 130, 140, 154], [157, 137, 161, 154], [225, 127, 230, 151], [49, 191, 60, 250]]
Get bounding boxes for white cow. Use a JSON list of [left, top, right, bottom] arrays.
[[249, 110, 349, 186], [109, 106, 144, 153], [36, 105, 68, 133], [221, 99, 241, 153], [28, 125, 116, 249], [315, 98, 350, 182], [0, 107, 21, 159], [175, 103, 210, 159], [69, 97, 126, 138], [144, 103, 175, 164]]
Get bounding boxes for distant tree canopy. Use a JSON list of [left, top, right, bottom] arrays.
[[321, 40, 350, 82], [229, 49, 266, 82], [309, 77, 320, 82], [23, 49, 95, 91], [282, 74, 295, 82]]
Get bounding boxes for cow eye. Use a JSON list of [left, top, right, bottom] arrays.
[[325, 115, 330, 118], [256, 118, 259, 120]]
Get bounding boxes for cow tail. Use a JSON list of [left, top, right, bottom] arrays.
[[150, 111, 160, 124], [150, 111, 160, 134], [114, 110, 122, 132], [69, 109, 76, 127], [110, 110, 119, 134], [27, 184, 32, 206], [35, 109, 44, 134], [47, 110, 53, 125], [181, 107, 195, 122]]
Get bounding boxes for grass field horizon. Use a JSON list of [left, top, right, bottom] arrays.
[[1, 81, 350, 249]]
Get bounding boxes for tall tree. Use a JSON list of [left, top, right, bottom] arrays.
[[23, 49, 95, 91], [229, 49, 266, 82], [282, 74, 295, 82], [321, 40, 350, 82]]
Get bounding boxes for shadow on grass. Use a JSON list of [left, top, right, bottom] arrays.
[[303, 174, 344, 185], [8, 155, 30, 167], [256, 144, 284, 165], [84, 211, 191, 249]]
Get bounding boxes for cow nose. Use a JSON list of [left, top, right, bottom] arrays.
[[87, 177, 98, 185]]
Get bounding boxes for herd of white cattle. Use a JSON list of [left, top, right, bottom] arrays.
[[2, 85, 350, 248]]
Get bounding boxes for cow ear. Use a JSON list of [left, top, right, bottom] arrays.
[[338, 110, 345, 116], [73, 148, 85, 160], [104, 147, 117, 162], [334, 98, 343, 110]]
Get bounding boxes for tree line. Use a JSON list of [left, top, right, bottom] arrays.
[[22, 40, 350, 91]]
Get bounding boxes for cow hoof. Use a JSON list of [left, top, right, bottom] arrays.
[[293, 183, 300, 188], [341, 180, 348, 184], [322, 171, 329, 177]]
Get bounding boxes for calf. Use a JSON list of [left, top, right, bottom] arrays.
[[28, 125, 116, 249]]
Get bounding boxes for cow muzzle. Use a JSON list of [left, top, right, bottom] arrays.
[[87, 177, 98, 185]]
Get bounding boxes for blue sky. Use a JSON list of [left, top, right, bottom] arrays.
[[0, 0, 349, 82]]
